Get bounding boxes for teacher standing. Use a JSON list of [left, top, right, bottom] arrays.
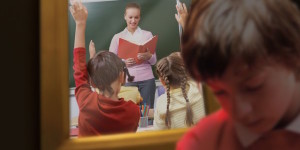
[[109, 2, 156, 109]]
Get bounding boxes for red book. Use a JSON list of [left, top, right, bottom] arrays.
[[118, 35, 158, 64]]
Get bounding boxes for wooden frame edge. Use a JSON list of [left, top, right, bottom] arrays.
[[61, 128, 187, 150]]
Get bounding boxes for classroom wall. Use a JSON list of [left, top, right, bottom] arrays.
[[68, 0, 191, 87]]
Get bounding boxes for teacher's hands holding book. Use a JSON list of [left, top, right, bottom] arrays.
[[137, 49, 152, 61], [117, 36, 157, 66], [125, 49, 151, 67], [125, 58, 136, 67]]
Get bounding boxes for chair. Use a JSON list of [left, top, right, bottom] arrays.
[[157, 85, 165, 97]]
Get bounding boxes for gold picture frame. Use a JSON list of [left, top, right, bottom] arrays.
[[40, 0, 219, 149]]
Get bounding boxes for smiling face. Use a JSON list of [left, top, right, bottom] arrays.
[[206, 59, 300, 134], [124, 8, 140, 32]]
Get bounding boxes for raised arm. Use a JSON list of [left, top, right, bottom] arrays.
[[70, 1, 88, 48], [70, 1, 93, 108], [70, 1, 89, 87], [110, 34, 137, 67], [175, 2, 188, 29], [89, 40, 96, 59]]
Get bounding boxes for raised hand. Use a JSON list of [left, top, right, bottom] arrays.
[[69, 0, 88, 24], [89, 40, 96, 59], [137, 48, 152, 61], [125, 58, 136, 67], [175, 2, 188, 29], [70, 0, 88, 48]]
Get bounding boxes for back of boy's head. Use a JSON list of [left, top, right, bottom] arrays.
[[87, 51, 124, 96], [156, 52, 194, 128], [182, 0, 300, 81]]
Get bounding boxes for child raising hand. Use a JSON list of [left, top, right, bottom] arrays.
[[89, 40, 143, 105], [70, 1, 140, 137]]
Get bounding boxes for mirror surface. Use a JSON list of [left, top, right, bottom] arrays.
[[68, 0, 209, 138]]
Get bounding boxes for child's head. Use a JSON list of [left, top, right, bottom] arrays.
[[182, 0, 300, 133], [156, 52, 194, 128], [87, 51, 134, 97], [124, 3, 141, 31], [156, 52, 187, 88]]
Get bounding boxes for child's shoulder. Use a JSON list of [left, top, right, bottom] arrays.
[[156, 93, 168, 104], [190, 109, 228, 135], [176, 109, 230, 150], [155, 93, 168, 112], [187, 80, 201, 92]]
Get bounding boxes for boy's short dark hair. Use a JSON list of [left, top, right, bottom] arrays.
[[182, 0, 300, 81], [87, 51, 124, 96]]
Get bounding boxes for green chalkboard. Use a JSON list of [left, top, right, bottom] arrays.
[[69, 0, 191, 87]]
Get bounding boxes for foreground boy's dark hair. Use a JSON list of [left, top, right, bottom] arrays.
[[87, 51, 134, 96], [182, 0, 300, 81]]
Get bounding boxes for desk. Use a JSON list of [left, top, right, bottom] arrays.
[[70, 125, 157, 137], [137, 125, 156, 132], [70, 127, 79, 138]]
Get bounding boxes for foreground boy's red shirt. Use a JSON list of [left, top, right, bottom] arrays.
[[176, 109, 300, 150]]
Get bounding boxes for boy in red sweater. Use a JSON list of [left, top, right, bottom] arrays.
[[70, 1, 140, 137], [177, 0, 300, 149]]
